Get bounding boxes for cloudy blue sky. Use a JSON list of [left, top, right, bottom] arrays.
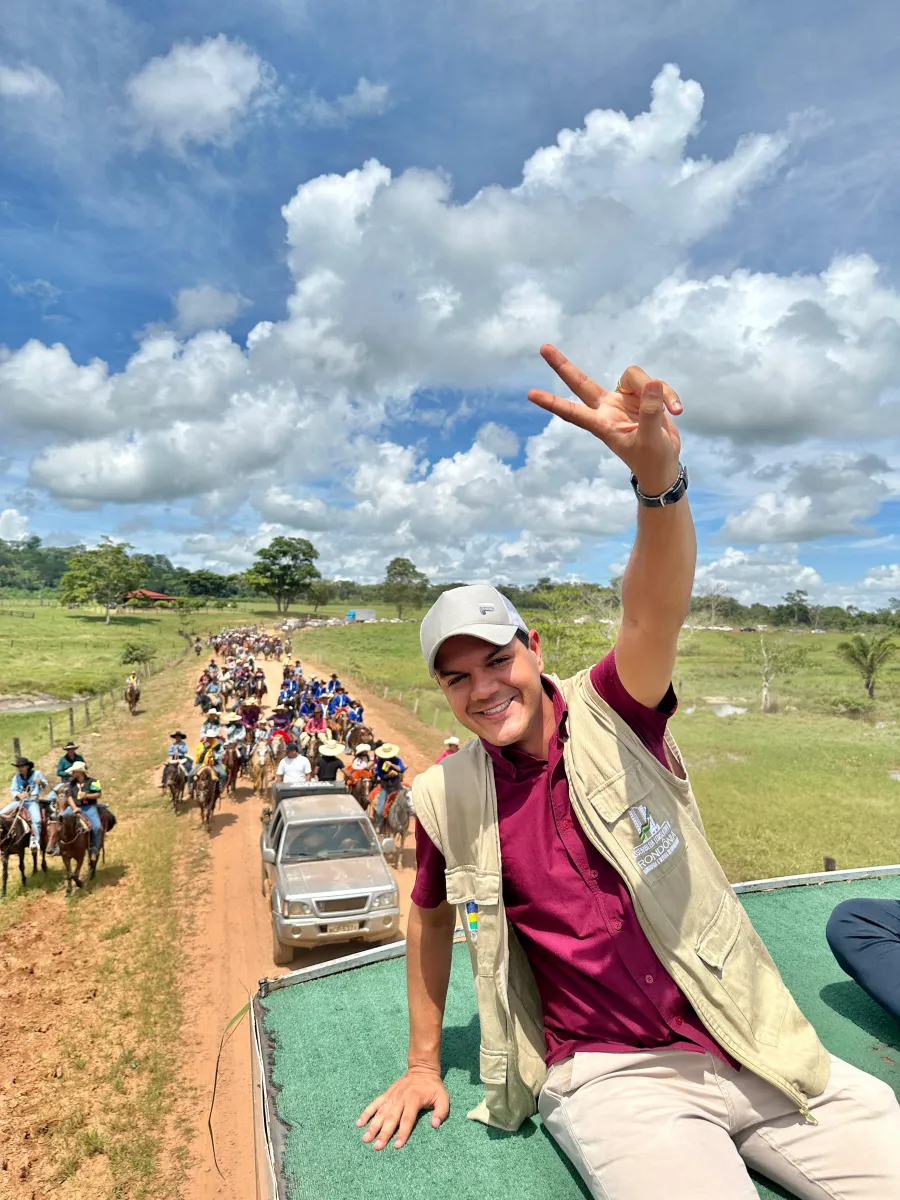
[[2, 0, 900, 605]]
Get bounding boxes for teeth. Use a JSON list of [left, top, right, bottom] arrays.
[[482, 698, 512, 716]]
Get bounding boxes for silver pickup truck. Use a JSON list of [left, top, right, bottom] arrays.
[[260, 791, 401, 965]]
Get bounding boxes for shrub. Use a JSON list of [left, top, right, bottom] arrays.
[[121, 641, 157, 667], [828, 695, 875, 719]]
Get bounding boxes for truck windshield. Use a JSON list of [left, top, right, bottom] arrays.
[[281, 820, 377, 861]]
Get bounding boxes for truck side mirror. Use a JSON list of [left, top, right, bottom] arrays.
[[381, 838, 395, 856], [262, 846, 276, 864]]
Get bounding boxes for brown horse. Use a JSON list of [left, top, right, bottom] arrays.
[[125, 681, 140, 715], [223, 744, 241, 798], [57, 809, 90, 894], [383, 785, 412, 867], [0, 809, 30, 898], [193, 766, 218, 829], [346, 724, 374, 753], [347, 770, 372, 810]]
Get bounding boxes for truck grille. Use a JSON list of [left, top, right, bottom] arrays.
[[317, 896, 368, 915]]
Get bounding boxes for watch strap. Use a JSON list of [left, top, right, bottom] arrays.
[[630, 464, 688, 508]]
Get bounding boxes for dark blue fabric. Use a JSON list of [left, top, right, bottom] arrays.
[[827, 897, 900, 1022]]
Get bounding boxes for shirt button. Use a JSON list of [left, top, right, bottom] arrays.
[[645, 974, 654, 985], [613, 920, 623, 931], [673, 1017, 684, 1027], [589, 869, 598, 879]]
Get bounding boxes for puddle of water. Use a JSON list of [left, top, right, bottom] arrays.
[[708, 703, 747, 718]]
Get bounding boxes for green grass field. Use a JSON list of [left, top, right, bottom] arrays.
[[295, 620, 900, 883]]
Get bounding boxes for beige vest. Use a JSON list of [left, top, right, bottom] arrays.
[[413, 669, 829, 1132]]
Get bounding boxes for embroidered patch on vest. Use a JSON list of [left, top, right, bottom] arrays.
[[628, 804, 680, 876], [465, 900, 479, 942]]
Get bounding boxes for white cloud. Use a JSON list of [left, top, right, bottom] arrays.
[[719, 453, 893, 542], [0, 63, 59, 100], [4, 64, 900, 584], [174, 285, 251, 335], [299, 78, 392, 129], [126, 35, 278, 153], [694, 546, 822, 607], [0, 509, 29, 540]]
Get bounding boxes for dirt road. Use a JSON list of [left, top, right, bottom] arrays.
[[177, 645, 441, 1199]]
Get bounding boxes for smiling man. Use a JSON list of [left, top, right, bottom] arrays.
[[357, 346, 900, 1198]]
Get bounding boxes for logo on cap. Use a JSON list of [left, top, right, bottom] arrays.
[[479, 604, 495, 615]]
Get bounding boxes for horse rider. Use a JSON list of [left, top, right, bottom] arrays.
[[300, 705, 327, 753], [125, 670, 141, 697], [57, 761, 110, 865], [56, 741, 82, 780], [3, 756, 49, 849], [348, 744, 373, 790], [435, 735, 461, 764], [327, 688, 349, 717], [189, 735, 227, 796], [326, 673, 342, 695], [278, 680, 296, 708], [161, 730, 191, 789], [269, 705, 293, 750], [239, 697, 263, 733], [224, 715, 246, 747], [346, 699, 364, 726], [200, 710, 224, 740], [372, 743, 407, 820], [314, 741, 346, 783]]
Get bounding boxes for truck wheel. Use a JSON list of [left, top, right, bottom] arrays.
[[272, 922, 294, 966]]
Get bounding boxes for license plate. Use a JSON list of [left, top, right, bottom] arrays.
[[329, 921, 360, 934]]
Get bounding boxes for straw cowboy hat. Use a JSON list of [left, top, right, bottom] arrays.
[[225, 715, 242, 724], [318, 741, 345, 757], [204, 711, 221, 721], [443, 736, 460, 747], [375, 743, 399, 759], [66, 761, 88, 774], [354, 744, 371, 754]]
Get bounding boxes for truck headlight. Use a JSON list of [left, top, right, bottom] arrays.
[[372, 891, 398, 910], [282, 900, 312, 917]]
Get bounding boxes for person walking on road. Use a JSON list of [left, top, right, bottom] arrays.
[[357, 348, 900, 1198]]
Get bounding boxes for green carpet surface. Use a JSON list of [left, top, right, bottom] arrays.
[[261, 876, 900, 1200]]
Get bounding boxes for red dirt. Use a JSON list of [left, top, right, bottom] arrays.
[[176, 645, 443, 1198]]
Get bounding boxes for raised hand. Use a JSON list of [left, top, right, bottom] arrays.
[[527, 344, 683, 495]]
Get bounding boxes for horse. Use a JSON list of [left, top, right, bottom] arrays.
[[193, 766, 218, 829], [346, 724, 374, 753], [0, 809, 30, 898], [124, 681, 140, 716], [57, 808, 91, 894], [251, 677, 268, 702], [347, 769, 372, 811], [220, 677, 235, 706], [166, 758, 189, 811], [249, 740, 273, 796], [383, 785, 412, 867], [223, 744, 241, 798]]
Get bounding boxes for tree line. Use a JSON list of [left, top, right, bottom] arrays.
[[3, 534, 900, 633]]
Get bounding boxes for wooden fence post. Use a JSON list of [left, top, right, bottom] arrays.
[[84, 699, 90, 725], [13, 736, 21, 760], [433, 708, 440, 727], [397, 692, 403, 704], [48, 715, 54, 748], [99, 693, 105, 716], [68, 707, 75, 737], [383, 687, 389, 699], [413, 698, 419, 715]]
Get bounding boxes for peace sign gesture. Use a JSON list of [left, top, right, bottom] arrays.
[[527, 344, 683, 495]]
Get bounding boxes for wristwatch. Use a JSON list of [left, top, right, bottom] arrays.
[[630, 464, 688, 508]]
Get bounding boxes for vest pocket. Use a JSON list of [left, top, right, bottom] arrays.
[[696, 891, 788, 1048], [479, 1046, 508, 1084]]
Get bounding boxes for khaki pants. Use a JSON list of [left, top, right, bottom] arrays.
[[539, 1050, 900, 1199]]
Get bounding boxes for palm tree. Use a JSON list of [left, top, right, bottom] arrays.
[[835, 633, 898, 699]]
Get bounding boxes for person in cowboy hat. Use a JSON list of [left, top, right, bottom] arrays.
[[56, 741, 83, 781], [314, 741, 346, 783], [223, 714, 246, 746], [56, 761, 107, 862], [189, 734, 226, 794], [239, 696, 264, 730], [161, 731, 192, 789], [200, 710, 223, 739], [371, 743, 406, 818], [435, 735, 461, 764], [3, 755, 49, 848]]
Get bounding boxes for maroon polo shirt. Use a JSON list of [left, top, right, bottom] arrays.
[[412, 650, 732, 1070]]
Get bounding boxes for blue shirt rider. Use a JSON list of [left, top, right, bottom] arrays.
[[161, 731, 192, 788], [3, 757, 49, 847]]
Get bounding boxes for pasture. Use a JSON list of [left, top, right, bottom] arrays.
[[295, 620, 900, 883]]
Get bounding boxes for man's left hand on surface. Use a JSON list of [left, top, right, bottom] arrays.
[[527, 344, 683, 496]]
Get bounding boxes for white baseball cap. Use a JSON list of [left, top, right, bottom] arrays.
[[420, 584, 529, 676]]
